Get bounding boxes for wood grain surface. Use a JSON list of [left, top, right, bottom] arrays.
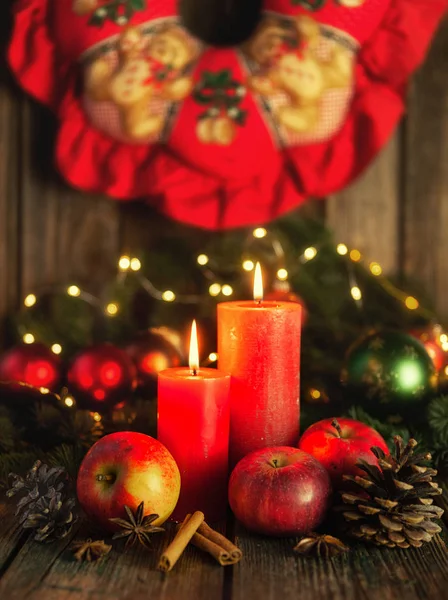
[[403, 18, 448, 317], [0, 499, 447, 600]]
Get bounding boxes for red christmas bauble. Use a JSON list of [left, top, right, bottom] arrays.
[[0, 343, 61, 391], [409, 326, 446, 372], [67, 343, 137, 411], [265, 283, 308, 323], [125, 328, 183, 392]]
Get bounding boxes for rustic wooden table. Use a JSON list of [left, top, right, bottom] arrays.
[[1, 489, 448, 600]]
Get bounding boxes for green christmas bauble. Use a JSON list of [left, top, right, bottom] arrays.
[[342, 330, 437, 417]]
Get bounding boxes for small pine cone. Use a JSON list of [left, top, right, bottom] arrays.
[[7, 461, 69, 520], [337, 437, 444, 549], [22, 493, 77, 543]]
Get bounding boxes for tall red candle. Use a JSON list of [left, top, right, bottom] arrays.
[[158, 322, 230, 522], [218, 265, 301, 467]]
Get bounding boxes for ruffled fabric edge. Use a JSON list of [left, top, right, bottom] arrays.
[[8, 0, 63, 108], [8, 0, 448, 230]]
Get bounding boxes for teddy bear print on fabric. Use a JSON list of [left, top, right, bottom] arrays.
[[72, 0, 98, 16], [243, 14, 355, 144], [338, 0, 365, 6], [84, 25, 198, 142], [194, 70, 248, 146], [293, 0, 365, 9], [73, 0, 147, 26]]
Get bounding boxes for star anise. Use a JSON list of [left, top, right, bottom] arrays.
[[72, 538, 112, 562], [294, 533, 349, 558], [109, 502, 165, 550]]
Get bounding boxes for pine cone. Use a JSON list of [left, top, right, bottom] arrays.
[[7, 461, 68, 521], [22, 493, 77, 542], [338, 437, 444, 549]]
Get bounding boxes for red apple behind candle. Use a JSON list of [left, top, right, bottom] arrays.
[[228, 447, 332, 536], [298, 418, 389, 489], [77, 432, 181, 531]]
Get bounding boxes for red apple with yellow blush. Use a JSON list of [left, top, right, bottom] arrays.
[[298, 418, 389, 489], [77, 432, 181, 531]]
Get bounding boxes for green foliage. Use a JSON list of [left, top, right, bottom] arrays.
[[0, 407, 18, 453], [345, 406, 411, 451], [428, 395, 448, 445], [0, 452, 38, 489], [45, 444, 87, 481]]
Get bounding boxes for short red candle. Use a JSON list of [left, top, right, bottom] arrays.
[[218, 295, 301, 468], [158, 322, 230, 522]]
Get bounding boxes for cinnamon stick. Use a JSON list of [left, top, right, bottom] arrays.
[[189, 531, 234, 566], [176, 515, 242, 566], [198, 521, 242, 562], [158, 511, 205, 573]]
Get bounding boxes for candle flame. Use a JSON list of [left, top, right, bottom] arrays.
[[189, 320, 199, 374], [253, 262, 264, 302]]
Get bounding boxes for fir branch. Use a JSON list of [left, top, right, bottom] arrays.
[[0, 452, 38, 490], [433, 448, 448, 475], [428, 396, 448, 444], [0, 407, 17, 452], [346, 406, 411, 451], [44, 444, 87, 481]]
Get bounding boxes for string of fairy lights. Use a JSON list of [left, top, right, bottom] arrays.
[[18, 227, 447, 377]]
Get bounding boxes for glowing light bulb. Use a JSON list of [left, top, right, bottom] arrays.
[[93, 412, 102, 422], [24, 294, 37, 308], [197, 254, 209, 266], [106, 303, 119, 316], [440, 334, 448, 344], [350, 249, 362, 262], [370, 262, 382, 276], [23, 333, 35, 344], [277, 268, 288, 281], [336, 244, 348, 256], [67, 285, 81, 297], [442, 342, 448, 352], [162, 290, 176, 302], [208, 352, 218, 362], [445, 366, 448, 377], [40, 388, 50, 394], [405, 296, 419, 310], [51, 343, 62, 355], [130, 258, 141, 271], [303, 247, 317, 261], [351, 286, 362, 301], [64, 396, 75, 407], [209, 283, 221, 297], [118, 256, 131, 271], [310, 389, 321, 400], [242, 260, 255, 272], [253, 227, 267, 239], [222, 284, 233, 297]]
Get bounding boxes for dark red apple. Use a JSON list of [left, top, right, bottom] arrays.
[[298, 418, 389, 489], [228, 446, 332, 537], [77, 432, 181, 532]]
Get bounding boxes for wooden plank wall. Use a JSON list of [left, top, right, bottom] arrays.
[[0, 5, 447, 347]]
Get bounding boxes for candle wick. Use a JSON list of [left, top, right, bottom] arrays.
[[192, 368, 198, 376], [257, 300, 262, 306]]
